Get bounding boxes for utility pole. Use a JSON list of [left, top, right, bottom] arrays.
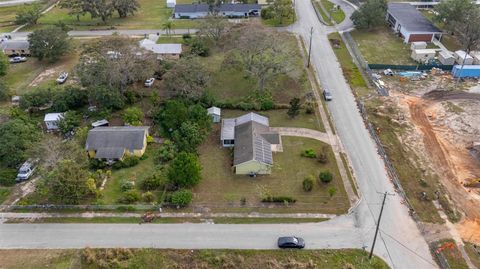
[[369, 191, 388, 259], [307, 27, 313, 67]]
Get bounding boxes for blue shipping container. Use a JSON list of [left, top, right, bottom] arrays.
[[452, 65, 480, 78]]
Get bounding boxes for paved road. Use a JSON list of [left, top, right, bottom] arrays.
[[288, 0, 436, 268], [0, 0, 37, 6], [1, 29, 197, 38]]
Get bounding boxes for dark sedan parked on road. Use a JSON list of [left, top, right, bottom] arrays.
[[277, 236, 305, 249]]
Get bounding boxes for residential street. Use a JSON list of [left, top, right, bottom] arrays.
[[0, 1, 437, 268], [1, 29, 197, 38]]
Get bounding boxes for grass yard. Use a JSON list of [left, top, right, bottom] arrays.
[[328, 32, 370, 98], [196, 127, 349, 214], [0, 249, 390, 269], [350, 26, 416, 65], [25, 0, 197, 31], [313, 1, 333, 26], [0, 5, 23, 32], [156, 35, 184, 44], [433, 240, 469, 269], [98, 145, 158, 205], [223, 109, 325, 132], [321, 0, 345, 24], [0, 187, 11, 204]]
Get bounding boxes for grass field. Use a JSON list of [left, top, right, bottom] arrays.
[[433, 240, 469, 269], [0, 249, 390, 269], [327, 32, 369, 97], [0, 4, 22, 32], [350, 26, 416, 65], [24, 0, 197, 31], [196, 128, 349, 214], [0, 187, 11, 204], [321, 0, 345, 24], [155, 35, 184, 44], [464, 242, 480, 269], [313, 1, 333, 26]]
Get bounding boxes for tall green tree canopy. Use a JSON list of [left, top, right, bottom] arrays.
[[434, 0, 477, 32], [0, 52, 8, 76], [0, 118, 40, 168], [167, 152, 202, 188], [28, 27, 71, 62], [15, 4, 43, 25], [45, 159, 91, 204], [350, 0, 387, 29]]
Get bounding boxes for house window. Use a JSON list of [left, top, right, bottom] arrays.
[[224, 139, 234, 145]]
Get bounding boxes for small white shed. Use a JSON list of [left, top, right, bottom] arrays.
[[410, 41, 427, 50], [438, 50, 455, 65], [470, 51, 480, 65], [207, 106, 221, 123], [411, 49, 436, 63], [454, 50, 474, 65], [167, 0, 176, 8], [44, 113, 64, 130]]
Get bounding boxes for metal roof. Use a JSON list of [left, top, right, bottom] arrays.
[[1, 40, 29, 51], [207, 106, 221, 116], [387, 3, 441, 33], [139, 39, 182, 54], [235, 112, 269, 126], [85, 126, 149, 156], [233, 121, 273, 166], [220, 118, 236, 140], [174, 3, 261, 13], [44, 113, 64, 122]]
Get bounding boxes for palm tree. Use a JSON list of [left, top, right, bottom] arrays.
[[162, 21, 173, 36]]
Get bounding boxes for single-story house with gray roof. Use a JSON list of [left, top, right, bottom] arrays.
[[174, 4, 261, 19], [139, 39, 182, 60], [85, 126, 149, 161], [1, 40, 30, 56], [386, 3, 442, 43], [221, 112, 281, 175]]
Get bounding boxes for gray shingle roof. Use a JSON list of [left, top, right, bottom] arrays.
[[387, 3, 441, 33], [1, 40, 29, 51], [95, 147, 126, 159], [233, 121, 273, 166], [174, 3, 261, 14], [85, 126, 149, 159]]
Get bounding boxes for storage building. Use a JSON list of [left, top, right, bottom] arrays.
[[452, 65, 480, 78], [411, 41, 427, 50], [167, 0, 176, 8], [470, 51, 480, 65], [44, 113, 64, 130], [411, 49, 436, 63], [438, 50, 455, 65], [207, 106, 221, 123], [454, 50, 474, 65]]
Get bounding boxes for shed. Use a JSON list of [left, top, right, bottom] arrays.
[[470, 51, 480, 65], [454, 50, 474, 65], [452, 65, 480, 78], [386, 3, 442, 43], [92, 119, 109, 128], [411, 49, 436, 64], [438, 50, 455, 65], [166, 0, 176, 8], [411, 41, 427, 50], [44, 113, 64, 130], [207, 106, 221, 123]]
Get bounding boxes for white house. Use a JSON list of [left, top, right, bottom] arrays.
[[138, 39, 182, 60], [44, 113, 64, 130], [207, 106, 221, 123], [386, 3, 442, 43], [173, 4, 261, 19]]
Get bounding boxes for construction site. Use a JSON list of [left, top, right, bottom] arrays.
[[370, 69, 480, 245]]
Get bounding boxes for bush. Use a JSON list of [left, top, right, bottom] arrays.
[[302, 176, 314, 192], [167, 152, 202, 188], [319, 171, 333, 183], [261, 196, 296, 203], [89, 159, 107, 170], [189, 37, 209, 57], [118, 189, 141, 204], [140, 172, 166, 191], [143, 191, 155, 203], [328, 186, 337, 197], [317, 152, 328, 164], [301, 149, 316, 158], [153, 139, 177, 164], [182, 33, 192, 41], [120, 180, 134, 192], [112, 155, 140, 170], [171, 189, 193, 207], [0, 168, 17, 186], [305, 101, 315, 114]]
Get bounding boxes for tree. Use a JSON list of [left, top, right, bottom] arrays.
[[198, 15, 228, 42], [59, 0, 86, 21], [52, 86, 88, 112], [434, 0, 476, 32], [153, 139, 178, 163], [171, 189, 193, 207], [261, 0, 294, 26], [19, 87, 52, 110], [0, 80, 9, 101], [28, 27, 71, 62], [88, 86, 125, 110], [122, 107, 144, 126], [303, 176, 314, 192], [113, 0, 139, 18], [162, 20, 173, 36], [0, 118, 40, 168], [172, 121, 207, 153], [287, 97, 301, 118], [83, 0, 114, 22], [319, 170, 333, 183], [224, 25, 294, 91], [15, 4, 43, 25], [152, 100, 189, 133], [350, 0, 387, 29], [167, 152, 202, 188], [163, 57, 210, 98], [0, 52, 8, 76], [452, 7, 480, 53], [57, 111, 81, 135], [189, 37, 210, 57], [45, 159, 91, 204]]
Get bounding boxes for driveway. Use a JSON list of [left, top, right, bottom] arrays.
[[271, 127, 331, 145]]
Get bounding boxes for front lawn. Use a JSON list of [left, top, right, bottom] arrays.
[[196, 127, 349, 214], [0, 187, 11, 204], [0, 5, 23, 32], [321, 0, 345, 24], [156, 35, 184, 44], [350, 26, 416, 65], [25, 0, 198, 31]]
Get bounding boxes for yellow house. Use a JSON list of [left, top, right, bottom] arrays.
[[85, 126, 149, 161]]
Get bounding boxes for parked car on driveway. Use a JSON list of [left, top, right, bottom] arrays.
[[144, 78, 155, 87], [323, 89, 332, 101], [9, 56, 26, 63], [16, 159, 38, 183], [277, 236, 305, 249], [56, 72, 68, 84]]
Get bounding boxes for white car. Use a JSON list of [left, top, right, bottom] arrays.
[[16, 159, 38, 182], [56, 72, 69, 84], [9, 56, 27, 63], [144, 78, 155, 87]]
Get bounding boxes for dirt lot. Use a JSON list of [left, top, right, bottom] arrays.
[[378, 73, 480, 243]]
